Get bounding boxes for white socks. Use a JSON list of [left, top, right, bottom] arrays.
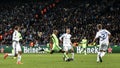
[[97, 52, 100, 61], [8, 49, 15, 57], [17, 54, 21, 62], [64, 52, 74, 59], [71, 53, 74, 59], [97, 52, 106, 61], [101, 52, 105, 57], [8, 54, 14, 57], [64, 53, 69, 59]]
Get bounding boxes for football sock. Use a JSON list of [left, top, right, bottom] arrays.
[[17, 54, 21, 62], [64, 53, 69, 59], [71, 53, 74, 59], [99, 52, 102, 57], [84, 50, 87, 55], [8, 54, 14, 57], [101, 52, 105, 57], [97, 52, 100, 61]]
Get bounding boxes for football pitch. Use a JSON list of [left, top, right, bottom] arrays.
[[0, 53, 120, 68]]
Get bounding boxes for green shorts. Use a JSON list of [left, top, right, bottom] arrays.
[[82, 44, 87, 48], [52, 44, 62, 52]]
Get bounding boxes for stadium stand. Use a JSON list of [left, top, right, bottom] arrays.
[[0, 0, 119, 46]]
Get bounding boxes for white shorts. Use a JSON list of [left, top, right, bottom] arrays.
[[12, 41, 22, 54], [99, 43, 108, 51], [63, 46, 73, 51]]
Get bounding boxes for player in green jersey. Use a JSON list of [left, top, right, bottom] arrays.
[[80, 37, 87, 55], [49, 30, 64, 54]]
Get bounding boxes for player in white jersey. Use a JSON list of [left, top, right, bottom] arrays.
[[91, 24, 111, 63], [4, 26, 23, 64], [59, 28, 74, 61]]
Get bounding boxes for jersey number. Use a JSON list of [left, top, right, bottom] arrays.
[[100, 32, 107, 41]]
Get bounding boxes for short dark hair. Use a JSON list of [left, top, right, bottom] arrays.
[[53, 30, 58, 34], [97, 24, 102, 29], [14, 26, 20, 30]]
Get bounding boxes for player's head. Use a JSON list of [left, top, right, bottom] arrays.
[[15, 26, 20, 31], [97, 24, 102, 30], [84, 37, 86, 39], [66, 28, 70, 34], [53, 30, 58, 35]]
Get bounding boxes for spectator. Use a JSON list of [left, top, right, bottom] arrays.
[[0, 0, 119, 46]]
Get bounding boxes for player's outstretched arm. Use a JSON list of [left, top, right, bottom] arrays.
[[89, 38, 97, 46]]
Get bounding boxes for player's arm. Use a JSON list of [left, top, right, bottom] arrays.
[[70, 35, 73, 46], [59, 34, 64, 42], [70, 39, 72, 46], [92, 38, 97, 44], [107, 30, 111, 39], [90, 32, 99, 45], [107, 30, 111, 45], [108, 33, 111, 41], [80, 39, 84, 44]]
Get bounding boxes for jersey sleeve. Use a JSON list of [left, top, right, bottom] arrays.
[[69, 34, 72, 39], [70, 34, 72, 43], [59, 34, 65, 41], [106, 30, 111, 35], [95, 32, 99, 39]]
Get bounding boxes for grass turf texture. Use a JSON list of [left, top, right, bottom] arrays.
[[0, 53, 120, 68]]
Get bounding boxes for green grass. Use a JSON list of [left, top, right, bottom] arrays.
[[0, 53, 120, 68]]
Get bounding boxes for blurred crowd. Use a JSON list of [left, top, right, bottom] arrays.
[[0, 0, 120, 46]]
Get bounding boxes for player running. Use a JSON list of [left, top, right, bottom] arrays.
[[49, 30, 64, 54], [59, 28, 74, 61], [4, 26, 23, 64], [91, 24, 111, 63]]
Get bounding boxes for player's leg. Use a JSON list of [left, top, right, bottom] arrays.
[[97, 44, 105, 63], [8, 49, 15, 56], [57, 45, 64, 53], [80, 46, 83, 54], [4, 42, 16, 59], [70, 47, 74, 60], [43, 43, 51, 53], [4, 53, 14, 59], [101, 44, 108, 57], [83, 48, 87, 55], [64, 52, 69, 61], [99, 50, 103, 62], [97, 45, 101, 62], [12, 49, 17, 59], [50, 44, 55, 54], [17, 51, 22, 64], [97, 51, 100, 62], [50, 44, 64, 54], [63, 46, 69, 61], [16, 43, 23, 64], [83, 45, 87, 55]]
